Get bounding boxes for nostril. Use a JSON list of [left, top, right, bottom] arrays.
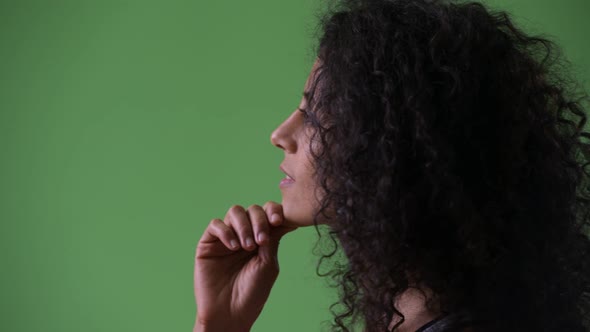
[[270, 132, 280, 147], [271, 132, 284, 150], [271, 112, 300, 152]]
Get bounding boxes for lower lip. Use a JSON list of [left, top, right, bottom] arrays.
[[280, 178, 295, 188]]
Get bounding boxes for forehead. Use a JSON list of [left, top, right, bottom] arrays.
[[305, 58, 320, 92], [303, 58, 323, 98]]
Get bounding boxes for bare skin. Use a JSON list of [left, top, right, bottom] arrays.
[[193, 61, 320, 332], [193, 59, 448, 331], [193, 202, 296, 332], [389, 287, 442, 332], [193, 202, 444, 332]]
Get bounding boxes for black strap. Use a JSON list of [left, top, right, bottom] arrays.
[[414, 314, 450, 332], [414, 311, 474, 332]]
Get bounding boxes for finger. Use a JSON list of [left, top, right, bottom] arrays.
[[199, 218, 240, 251], [247, 204, 271, 246], [258, 225, 298, 266], [263, 201, 284, 226], [269, 225, 298, 244], [225, 205, 257, 251]]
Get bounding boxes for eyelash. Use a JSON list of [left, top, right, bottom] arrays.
[[298, 108, 309, 120]]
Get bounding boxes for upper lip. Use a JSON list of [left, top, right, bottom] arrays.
[[280, 164, 295, 180]]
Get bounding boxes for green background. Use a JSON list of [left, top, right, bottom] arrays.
[[1, 1, 588, 331]]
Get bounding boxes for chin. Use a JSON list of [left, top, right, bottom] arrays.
[[281, 203, 315, 227], [283, 213, 315, 227]]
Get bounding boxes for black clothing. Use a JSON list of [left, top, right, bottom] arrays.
[[414, 311, 474, 332]]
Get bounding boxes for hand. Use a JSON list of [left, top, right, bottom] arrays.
[[193, 201, 298, 332]]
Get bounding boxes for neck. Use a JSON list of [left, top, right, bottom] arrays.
[[388, 286, 441, 332]]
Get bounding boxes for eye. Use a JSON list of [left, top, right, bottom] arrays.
[[298, 108, 310, 121]]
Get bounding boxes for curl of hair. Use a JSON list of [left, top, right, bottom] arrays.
[[302, 0, 590, 331]]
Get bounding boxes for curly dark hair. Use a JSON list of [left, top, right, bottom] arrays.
[[300, 0, 590, 331]]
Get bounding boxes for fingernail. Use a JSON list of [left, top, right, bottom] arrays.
[[271, 213, 280, 223], [245, 237, 254, 247], [230, 239, 239, 249], [258, 232, 268, 244]]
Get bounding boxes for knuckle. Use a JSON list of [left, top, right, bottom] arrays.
[[230, 212, 249, 225], [221, 227, 234, 238], [229, 204, 244, 211], [255, 215, 269, 228], [235, 222, 252, 234], [263, 201, 278, 210], [247, 204, 262, 211], [229, 204, 244, 213], [250, 213, 269, 229], [196, 241, 208, 256], [209, 218, 222, 226]]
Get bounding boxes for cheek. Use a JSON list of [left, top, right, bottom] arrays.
[[280, 182, 317, 227]]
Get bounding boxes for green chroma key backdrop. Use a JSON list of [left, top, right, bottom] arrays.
[[1, 0, 588, 331]]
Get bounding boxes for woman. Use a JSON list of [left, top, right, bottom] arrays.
[[194, 0, 590, 331]]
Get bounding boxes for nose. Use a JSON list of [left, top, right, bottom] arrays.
[[270, 110, 300, 153]]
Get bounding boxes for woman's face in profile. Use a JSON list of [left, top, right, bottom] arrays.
[[270, 59, 322, 227]]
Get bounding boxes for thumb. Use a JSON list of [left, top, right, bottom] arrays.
[[258, 225, 297, 265]]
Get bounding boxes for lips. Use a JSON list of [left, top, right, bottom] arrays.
[[279, 164, 295, 181]]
